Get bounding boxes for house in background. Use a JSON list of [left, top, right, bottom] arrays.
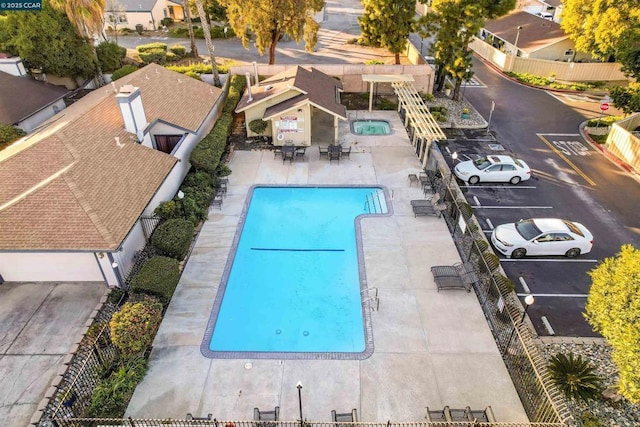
[[235, 66, 347, 146], [523, 0, 563, 23], [0, 63, 224, 286], [0, 56, 69, 133], [105, 0, 168, 31], [166, 0, 185, 21]]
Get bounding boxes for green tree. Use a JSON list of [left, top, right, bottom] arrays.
[[183, 0, 199, 57], [2, 3, 98, 79], [201, 0, 227, 22], [560, 0, 640, 80], [359, 0, 416, 65], [194, 0, 222, 86], [547, 352, 603, 401], [585, 244, 640, 403], [219, 0, 324, 65], [49, 0, 106, 41], [417, 0, 515, 100], [610, 85, 640, 115]]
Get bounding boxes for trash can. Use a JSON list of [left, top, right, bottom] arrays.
[[135, 24, 144, 35]]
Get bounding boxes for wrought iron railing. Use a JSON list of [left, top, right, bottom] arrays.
[[45, 420, 567, 427]]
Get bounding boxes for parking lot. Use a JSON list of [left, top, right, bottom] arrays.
[[438, 132, 608, 337]]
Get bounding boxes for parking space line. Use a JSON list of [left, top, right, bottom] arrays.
[[501, 258, 599, 263], [518, 278, 530, 293], [541, 316, 556, 335], [473, 196, 481, 206], [473, 206, 553, 209], [518, 293, 589, 297], [460, 185, 537, 189], [537, 134, 597, 186], [485, 219, 494, 230]]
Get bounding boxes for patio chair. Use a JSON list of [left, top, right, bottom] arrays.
[[282, 145, 295, 163], [210, 193, 223, 210], [328, 145, 341, 163], [408, 173, 419, 187], [341, 145, 352, 159], [254, 406, 279, 427], [295, 147, 307, 160], [425, 406, 451, 422], [431, 262, 478, 292], [319, 145, 329, 159], [273, 147, 283, 159], [331, 409, 357, 426]]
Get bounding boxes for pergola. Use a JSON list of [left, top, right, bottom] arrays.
[[391, 81, 447, 168]]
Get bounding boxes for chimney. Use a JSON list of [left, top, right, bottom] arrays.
[[252, 61, 259, 85], [245, 73, 253, 102], [116, 85, 148, 137], [0, 56, 27, 77]]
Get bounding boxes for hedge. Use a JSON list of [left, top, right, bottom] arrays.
[[96, 41, 127, 72], [189, 113, 233, 174], [224, 74, 246, 113], [130, 256, 180, 305], [138, 48, 167, 65], [151, 218, 195, 260], [0, 124, 27, 147], [169, 44, 186, 57], [136, 42, 168, 53], [166, 62, 233, 75], [110, 301, 163, 357], [111, 64, 138, 81]]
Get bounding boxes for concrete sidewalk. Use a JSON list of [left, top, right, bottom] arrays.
[[127, 111, 528, 422]]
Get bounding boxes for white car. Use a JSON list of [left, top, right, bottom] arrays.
[[454, 155, 531, 185], [491, 218, 593, 259]]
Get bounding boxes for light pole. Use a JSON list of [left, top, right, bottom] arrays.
[[296, 381, 303, 427], [461, 66, 471, 100], [513, 26, 523, 57], [503, 294, 534, 355]]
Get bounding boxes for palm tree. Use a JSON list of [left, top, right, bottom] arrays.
[[183, 0, 199, 58], [548, 352, 604, 401], [194, 0, 221, 87]]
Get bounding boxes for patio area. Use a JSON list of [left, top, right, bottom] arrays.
[[126, 110, 528, 423]]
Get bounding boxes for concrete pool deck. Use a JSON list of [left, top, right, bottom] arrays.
[[127, 111, 529, 422]]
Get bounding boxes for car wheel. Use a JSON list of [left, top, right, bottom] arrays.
[[509, 176, 521, 185], [468, 176, 480, 185], [565, 248, 581, 258], [511, 248, 527, 259]]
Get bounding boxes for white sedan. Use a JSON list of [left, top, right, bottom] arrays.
[[491, 218, 593, 258], [454, 155, 531, 185]]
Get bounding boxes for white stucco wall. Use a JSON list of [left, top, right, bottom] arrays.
[[0, 252, 105, 283], [16, 99, 66, 133]]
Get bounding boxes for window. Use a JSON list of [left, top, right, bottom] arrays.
[[154, 134, 183, 154], [487, 165, 502, 172], [502, 164, 516, 171], [564, 49, 575, 57], [553, 233, 574, 241]]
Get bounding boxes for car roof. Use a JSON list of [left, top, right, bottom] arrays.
[[530, 218, 572, 232], [488, 155, 516, 164]]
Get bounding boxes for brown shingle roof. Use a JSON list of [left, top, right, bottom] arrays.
[[0, 64, 221, 251], [0, 73, 68, 125], [484, 11, 567, 53], [236, 66, 346, 120]]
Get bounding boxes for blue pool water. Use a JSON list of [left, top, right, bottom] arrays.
[[202, 186, 387, 358]]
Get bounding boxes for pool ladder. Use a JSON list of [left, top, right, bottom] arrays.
[[364, 191, 384, 214], [361, 287, 380, 311]]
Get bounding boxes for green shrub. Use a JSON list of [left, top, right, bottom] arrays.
[[130, 256, 180, 305], [587, 115, 622, 127], [377, 97, 397, 110], [190, 113, 233, 174], [110, 301, 162, 357], [365, 59, 384, 65], [111, 64, 138, 81], [136, 42, 167, 53], [138, 48, 167, 65], [580, 413, 602, 427], [0, 124, 27, 147], [184, 170, 215, 189], [166, 63, 212, 74], [151, 218, 194, 260], [166, 51, 177, 62], [160, 17, 173, 27], [169, 44, 186, 58], [224, 74, 246, 113], [419, 91, 435, 102], [249, 119, 268, 135], [84, 357, 147, 418], [184, 70, 201, 80], [217, 164, 232, 178], [154, 199, 182, 220], [548, 352, 603, 401], [475, 239, 489, 253], [482, 252, 501, 272], [459, 202, 474, 220], [168, 27, 190, 38], [96, 41, 127, 72]]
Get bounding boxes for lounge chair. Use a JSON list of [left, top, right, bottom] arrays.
[[425, 406, 451, 422], [431, 262, 478, 292], [319, 145, 329, 159], [341, 145, 352, 159], [328, 145, 341, 163], [412, 193, 447, 217], [254, 406, 279, 427]]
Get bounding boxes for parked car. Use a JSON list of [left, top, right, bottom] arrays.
[[491, 218, 593, 258], [454, 155, 531, 185]]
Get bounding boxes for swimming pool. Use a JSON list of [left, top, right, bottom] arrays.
[[351, 119, 392, 135], [201, 186, 390, 359]]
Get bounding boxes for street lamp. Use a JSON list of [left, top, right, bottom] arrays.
[[296, 381, 303, 427], [513, 26, 523, 57], [461, 66, 471, 100], [503, 294, 534, 355]]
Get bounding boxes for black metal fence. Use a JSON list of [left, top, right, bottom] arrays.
[[425, 144, 572, 425], [47, 420, 567, 427]]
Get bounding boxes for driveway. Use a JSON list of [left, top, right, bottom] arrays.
[[0, 282, 107, 426]]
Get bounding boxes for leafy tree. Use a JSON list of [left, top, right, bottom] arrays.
[[201, 0, 227, 22], [359, 0, 416, 65], [49, 0, 106, 41], [219, 0, 324, 64], [105, 0, 127, 44], [183, 0, 199, 57], [417, 0, 515, 100], [194, 0, 222, 86], [585, 244, 640, 403], [610, 85, 640, 115], [560, 0, 640, 80], [96, 40, 126, 72], [2, 3, 98, 79], [0, 125, 27, 148], [547, 352, 603, 401]]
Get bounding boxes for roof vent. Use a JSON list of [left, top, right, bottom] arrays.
[[265, 85, 273, 91]]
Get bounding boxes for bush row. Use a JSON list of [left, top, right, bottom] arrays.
[[136, 42, 188, 65], [0, 124, 26, 147], [168, 24, 235, 40], [166, 62, 233, 75]]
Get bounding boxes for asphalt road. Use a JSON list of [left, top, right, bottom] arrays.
[[448, 57, 640, 337]]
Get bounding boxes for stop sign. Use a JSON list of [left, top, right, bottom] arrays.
[[600, 102, 609, 111]]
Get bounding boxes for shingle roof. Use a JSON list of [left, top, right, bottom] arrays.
[[0, 73, 69, 126], [0, 64, 222, 251], [236, 66, 346, 120], [118, 0, 158, 12], [484, 11, 567, 53]]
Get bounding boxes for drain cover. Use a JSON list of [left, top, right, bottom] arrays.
[[487, 144, 504, 151], [244, 362, 252, 370]]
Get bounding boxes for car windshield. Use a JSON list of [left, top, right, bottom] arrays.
[[515, 219, 542, 240], [473, 157, 492, 170], [563, 220, 584, 237]]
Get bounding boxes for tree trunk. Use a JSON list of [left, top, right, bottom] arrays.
[[183, 2, 198, 58], [452, 80, 461, 101], [395, 52, 400, 64], [194, 0, 221, 87], [268, 29, 281, 65]]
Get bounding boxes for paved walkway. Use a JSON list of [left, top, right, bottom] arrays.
[[127, 111, 528, 422]]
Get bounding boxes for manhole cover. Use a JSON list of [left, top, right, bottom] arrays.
[[244, 362, 252, 370], [487, 144, 504, 151]]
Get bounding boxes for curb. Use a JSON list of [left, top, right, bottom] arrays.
[[578, 121, 636, 175]]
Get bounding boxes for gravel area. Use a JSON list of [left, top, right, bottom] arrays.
[[426, 93, 487, 129], [539, 342, 640, 426]]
